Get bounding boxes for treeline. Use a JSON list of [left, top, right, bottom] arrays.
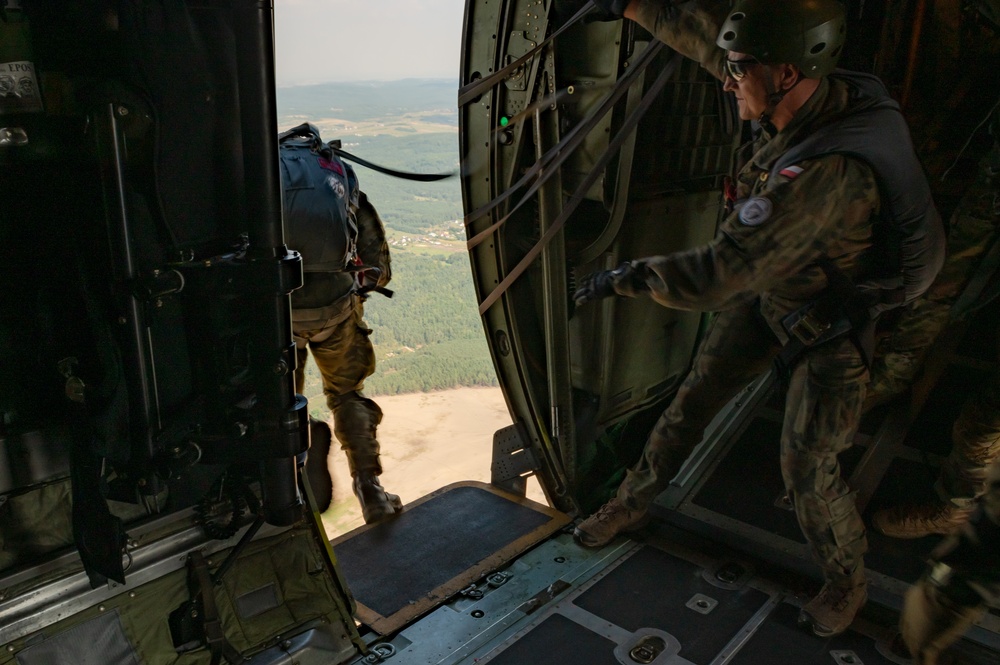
[[367, 339, 498, 395], [362, 250, 497, 395], [347, 133, 463, 234], [298, 248, 498, 403]]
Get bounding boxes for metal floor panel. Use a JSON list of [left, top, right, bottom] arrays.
[[573, 545, 770, 665], [471, 541, 776, 665], [727, 602, 899, 665], [485, 613, 620, 665]]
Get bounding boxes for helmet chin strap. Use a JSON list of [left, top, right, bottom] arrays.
[[756, 67, 804, 135]]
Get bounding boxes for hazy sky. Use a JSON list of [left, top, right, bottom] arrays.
[[274, 0, 468, 86]]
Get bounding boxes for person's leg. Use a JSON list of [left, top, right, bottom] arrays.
[[294, 331, 335, 512], [309, 299, 401, 522], [782, 335, 870, 637], [900, 455, 1000, 663], [874, 356, 1000, 537], [574, 302, 779, 547]]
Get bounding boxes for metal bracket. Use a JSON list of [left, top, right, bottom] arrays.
[[685, 593, 718, 615], [831, 650, 864, 665], [459, 584, 484, 600], [363, 643, 396, 663], [491, 422, 538, 496]]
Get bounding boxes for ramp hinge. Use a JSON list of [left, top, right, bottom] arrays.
[[490, 421, 538, 496]]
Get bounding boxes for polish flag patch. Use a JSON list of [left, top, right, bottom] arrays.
[[779, 165, 804, 179]]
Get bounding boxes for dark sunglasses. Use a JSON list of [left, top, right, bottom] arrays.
[[724, 57, 760, 82]]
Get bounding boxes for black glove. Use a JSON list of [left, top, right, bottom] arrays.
[[573, 263, 630, 306]]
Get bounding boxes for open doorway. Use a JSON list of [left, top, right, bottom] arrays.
[[274, 6, 546, 538]]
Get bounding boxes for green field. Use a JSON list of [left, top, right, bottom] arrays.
[[278, 80, 498, 403]]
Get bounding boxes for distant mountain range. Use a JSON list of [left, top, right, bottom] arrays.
[[277, 78, 459, 124]]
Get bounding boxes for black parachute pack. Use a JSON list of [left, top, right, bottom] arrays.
[[771, 71, 946, 378], [278, 123, 361, 276], [771, 70, 945, 310]]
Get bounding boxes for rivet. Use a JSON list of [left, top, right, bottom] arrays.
[[7, 645, 14, 652], [129, 592, 136, 598], [116, 105, 129, 116], [98, 605, 106, 612]]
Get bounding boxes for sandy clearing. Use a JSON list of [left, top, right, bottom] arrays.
[[319, 386, 547, 537]]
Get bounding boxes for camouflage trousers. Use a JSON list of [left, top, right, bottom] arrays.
[[294, 296, 384, 476], [901, 454, 1000, 664], [618, 301, 869, 582], [935, 368, 1000, 506]]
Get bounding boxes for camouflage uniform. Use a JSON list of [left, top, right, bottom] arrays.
[[605, 0, 889, 584], [901, 435, 1000, 664], [293, 192, 392, 477]]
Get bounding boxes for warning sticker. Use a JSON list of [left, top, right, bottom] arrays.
[[0, 61, 43, 114]]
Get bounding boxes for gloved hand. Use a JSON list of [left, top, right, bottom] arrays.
[[573, 263, 630, 306]]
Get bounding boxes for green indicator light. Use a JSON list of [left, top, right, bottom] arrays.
[[499, 116, 509, 127]]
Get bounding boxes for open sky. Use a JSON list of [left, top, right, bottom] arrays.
[[274, 0, 468, 85]]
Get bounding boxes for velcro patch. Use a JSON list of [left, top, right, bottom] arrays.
[[326, 175, 347, 199], [779, 165, 804, 179], [738, 196, 773, 226], [318, 157, 344, 176]]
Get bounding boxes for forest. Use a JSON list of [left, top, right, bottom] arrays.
[[277, 80, 499, 405]]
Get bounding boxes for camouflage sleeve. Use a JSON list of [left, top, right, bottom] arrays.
[[630, 0, 729, 81], [355, 191, 392, 288], [614, 155, 878, 310]]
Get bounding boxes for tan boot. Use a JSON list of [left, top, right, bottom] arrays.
[[872, 502, 973, 539], [573, 497, 649, 548], [798, 576, 868, 637], [353, 471, 403, 524]]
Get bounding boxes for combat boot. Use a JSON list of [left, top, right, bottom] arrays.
[[798, 574, 868, 637], [353, 471, 403, 524], [573, 497, 649, 548], [872, 502, 973, 539], [304, 417, 334, 512]]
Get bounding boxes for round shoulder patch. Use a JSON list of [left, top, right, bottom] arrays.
[[326, 174, 347, 200], [738, 196, 773, 226]]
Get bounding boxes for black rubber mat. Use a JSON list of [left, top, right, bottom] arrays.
[[692, 417, 866, 544], [574, 545, 770, 665], [863, 457, 942, 583], [331, 482, 569, 634], [903, 364, 992, 456], [729, 602, 896, 664], [487, 613, 618, 665]]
